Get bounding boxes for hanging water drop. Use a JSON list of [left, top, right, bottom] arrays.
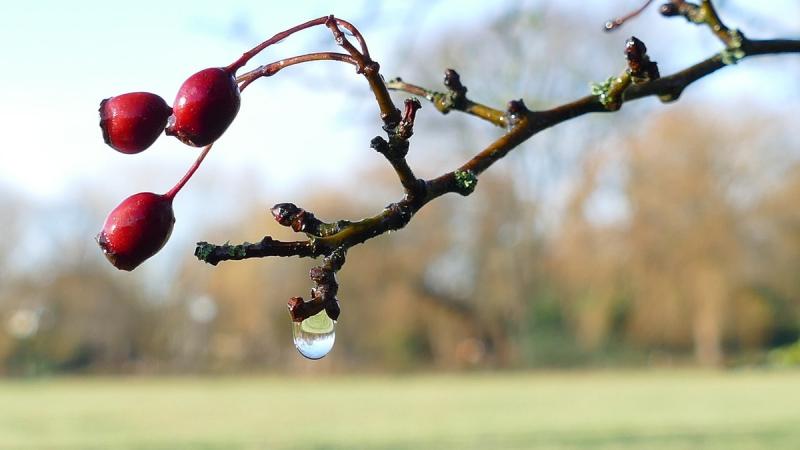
[[292, 310, 335, 360]]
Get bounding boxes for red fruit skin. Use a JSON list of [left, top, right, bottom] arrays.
[[165, 68, 241, 147], [99, 92, 172, 154], [96, 192, 175, 271]]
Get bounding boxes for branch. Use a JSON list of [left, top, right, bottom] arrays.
[[198, 43, 800, 263], [288, 248, 345, 322], [324, 16, 401, 129], [193, 5, 800, 324], [195, 237, 315, 266], [390, 38, 800, 181]]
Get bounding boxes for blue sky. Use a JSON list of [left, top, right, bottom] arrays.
[[0, 0, 797, 204], [0, 1, 511, 201], [0, 0, 796, 283]]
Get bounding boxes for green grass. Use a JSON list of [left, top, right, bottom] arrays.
[[0, 370, 799, 449]]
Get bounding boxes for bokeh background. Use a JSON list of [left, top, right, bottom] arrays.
[[1, 1, 799, 448]]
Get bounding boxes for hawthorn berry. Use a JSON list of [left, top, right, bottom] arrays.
[[99, 92, 172, 154], [97, 192, 175, 271], [165, 67, 241, 147]]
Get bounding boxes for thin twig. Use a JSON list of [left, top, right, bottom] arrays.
[[236, 52, 359, 90], [386, 77, 509, 128]]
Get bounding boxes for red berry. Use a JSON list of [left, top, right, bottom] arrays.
[[97, 192, 175, 271], [165, 68, 240, 147], [99, 92, 171, 154]]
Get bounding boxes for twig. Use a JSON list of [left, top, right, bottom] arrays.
[[387, 71, 509, 128]]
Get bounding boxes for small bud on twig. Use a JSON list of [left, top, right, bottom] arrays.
[[659, 2, 681, 17], [443, 69, 467, 97], [397, 98, 422, 140], [271, 203, 302, 227], [625, 36, 660, 82], [271, 203, 348, 237], [270, 203, 314, 232]]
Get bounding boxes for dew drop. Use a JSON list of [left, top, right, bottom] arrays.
[[292, 310, 335, 360]]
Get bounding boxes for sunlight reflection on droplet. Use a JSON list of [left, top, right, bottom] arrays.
[[292, 310, 335, 360]]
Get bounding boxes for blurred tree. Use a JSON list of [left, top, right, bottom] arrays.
[[2, 2, 799, 373]]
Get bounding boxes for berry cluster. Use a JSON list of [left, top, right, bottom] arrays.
[[97, 16, 361, 271], [99, 67, 240, 154], [96, 64, 240, 271]]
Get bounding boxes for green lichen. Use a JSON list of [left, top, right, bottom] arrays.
[[590, 77, 615, 98], [195, 242, 214, 261], [454, 169, 478, 195], [590, 76, 624, 110], [222, 244, 247, 258], [720, 29, 745, 65]]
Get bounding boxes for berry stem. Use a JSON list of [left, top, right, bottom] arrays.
[[165, 143, 214, 200], [236, 52, 359, 90], [332, 17, 370, 60], [163, 73, 269, 201], [605, 0, 655, 31], [226, 16, 331, 73], [225, 16, 370, 75], [165, 16, 373, 203]]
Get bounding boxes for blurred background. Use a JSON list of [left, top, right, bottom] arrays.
[[1, 0, 799, 449]]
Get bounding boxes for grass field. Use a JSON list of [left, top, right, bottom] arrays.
[[0, 370, 798, 449]]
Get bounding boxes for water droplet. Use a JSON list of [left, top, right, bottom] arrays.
[[292, 310, 335, 360]]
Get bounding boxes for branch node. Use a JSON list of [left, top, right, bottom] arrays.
[[324, 246, 347, 271], [720, 30, 746, 64], [370, 136, 389, 154], [387, 202, 414, 228], [506, 99, 530, 127], [288, 246, 346, 322], [363, 61, 380, 76], [661, 0, 746, 49], [381, 111, 401, 132]]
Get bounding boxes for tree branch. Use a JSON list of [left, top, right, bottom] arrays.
[[198, 36, 800, 266], [195, 237, 316, 266], [193, 6, 800, 324]]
